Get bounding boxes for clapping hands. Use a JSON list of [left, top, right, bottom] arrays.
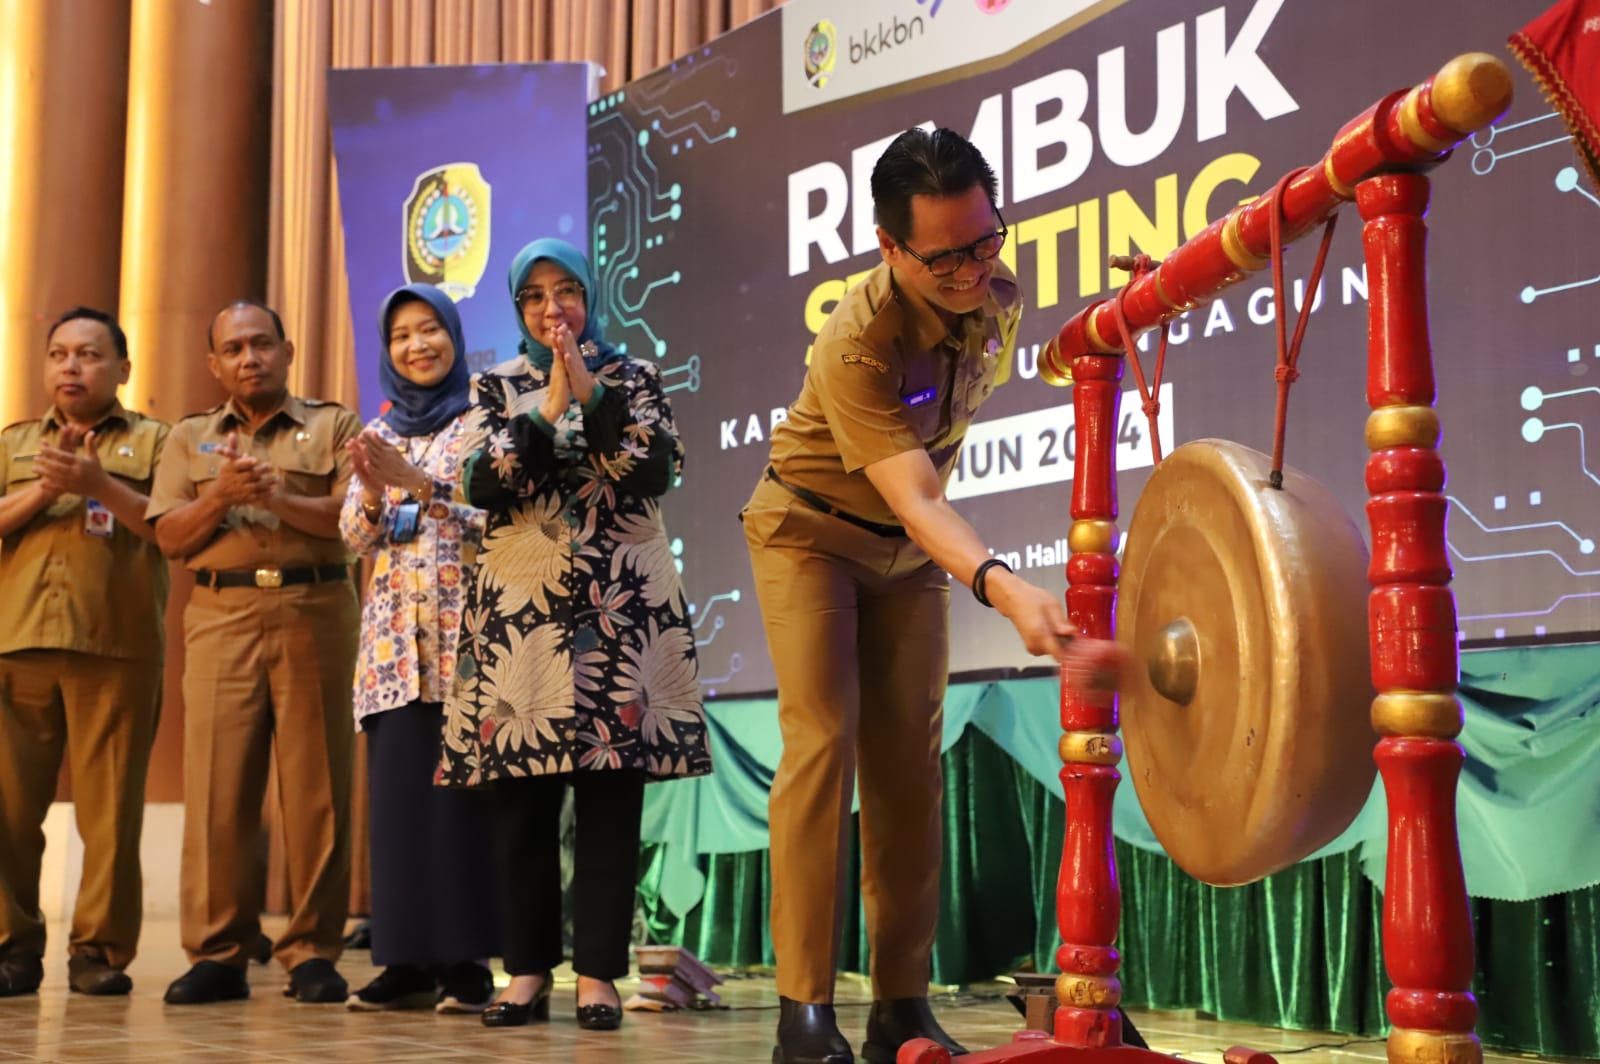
[[347, 430, 425, 506], [33, 425, 110, 500], [208, 431, 280, 509]]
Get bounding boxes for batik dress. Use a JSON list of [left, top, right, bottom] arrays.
[[439, 355, 712, 786]]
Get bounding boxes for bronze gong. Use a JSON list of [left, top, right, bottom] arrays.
[[1115, 439, 1377, 886]]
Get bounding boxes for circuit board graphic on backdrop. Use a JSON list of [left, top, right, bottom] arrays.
[[587, 47, 751, 696], [1449, 103, 1600, 643]]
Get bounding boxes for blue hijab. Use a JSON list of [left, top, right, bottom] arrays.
[[378, 284, 472, 437], [508, 238, 626, 373]]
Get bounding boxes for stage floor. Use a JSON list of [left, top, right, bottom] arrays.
[[0, 921, 1560, 1063]]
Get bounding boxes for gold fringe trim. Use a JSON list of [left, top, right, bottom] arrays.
[[1508, 33, 1600, 193]]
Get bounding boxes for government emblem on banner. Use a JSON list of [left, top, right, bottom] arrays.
[[804, 20, 837, 88], [402, 162, 491, 301]]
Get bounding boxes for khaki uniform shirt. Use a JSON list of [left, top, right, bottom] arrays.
[[768, 260, 1023, 526], [146, 394, 361, 571], [0, 402, 170, 663]]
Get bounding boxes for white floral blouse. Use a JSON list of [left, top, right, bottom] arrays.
[[339, 415, 485, 729]]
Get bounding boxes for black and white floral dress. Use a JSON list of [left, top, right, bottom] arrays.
[[439, 354, 712, 786]]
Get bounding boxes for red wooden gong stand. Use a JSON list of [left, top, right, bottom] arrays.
[[899, 53, 1512, 1064]]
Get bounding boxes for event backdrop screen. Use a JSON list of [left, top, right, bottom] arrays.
[[583, 0, 1599, 698]]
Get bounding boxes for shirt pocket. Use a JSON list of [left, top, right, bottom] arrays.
[[276, 448, 335, 498], [101, 435, 157, 485], [189, 451, 223, 494], [955, 349, 1000, 424], [5, 453, 40, 490]]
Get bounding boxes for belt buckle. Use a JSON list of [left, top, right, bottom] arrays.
[[254, 567, 284, 589]]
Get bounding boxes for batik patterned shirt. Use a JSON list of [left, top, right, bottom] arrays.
[[340, 415, 485, 728]]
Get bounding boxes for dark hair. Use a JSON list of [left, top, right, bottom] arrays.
[[47, 306, 129, 361], [870, 127, 999, 242], [208, 299, 286, 351]]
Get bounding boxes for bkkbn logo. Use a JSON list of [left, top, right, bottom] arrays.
[[848, 14, 926, 65]]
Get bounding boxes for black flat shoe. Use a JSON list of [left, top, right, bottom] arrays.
[[862, 998, 966, 1063], [774, 996, 854, 1064], [284, 958, 348, 1004], [164, 961, 250, 1005], [68, 953, 132, 996], [481, 974, 551, 1027], [346, 964, 436, 1011], [435, 962, 494, 1014], [0, 953, 43, 998]]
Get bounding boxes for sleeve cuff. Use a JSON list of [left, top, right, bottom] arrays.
[[526, 410, 558, 438], [580, 382, 607, 416], [460, 451, 482, 508]]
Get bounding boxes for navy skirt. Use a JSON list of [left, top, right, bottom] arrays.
[[365, 701, 499, 967]]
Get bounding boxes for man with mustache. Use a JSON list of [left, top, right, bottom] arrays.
[[0, 307, 168, 997], [146, 300, 361, 1006]]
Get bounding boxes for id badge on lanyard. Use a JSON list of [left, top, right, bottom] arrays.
[[391, 500, 422, 544], [84, 498, 114, 537]]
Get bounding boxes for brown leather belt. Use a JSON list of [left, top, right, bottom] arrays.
[[764, 465, 906, 538], [195, 564, 351, 590]]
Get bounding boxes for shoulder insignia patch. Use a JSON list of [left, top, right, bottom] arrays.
[[841, 352, 889, 374]]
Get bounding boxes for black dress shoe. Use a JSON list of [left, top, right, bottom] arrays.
[[284, 958, 348, 1003], [862, 998, 966, 1063], [774, 997, 854, 1064], [0, 952, 43, 997], [576, 979, 623, 1030], [481, 973, 552, 1028], [68, 953, 132, 996], [164, 961, 250, 1005], [576, 1002, 623, 1030]]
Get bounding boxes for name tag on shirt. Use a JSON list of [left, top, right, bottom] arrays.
[[904, 387, 937, 408]]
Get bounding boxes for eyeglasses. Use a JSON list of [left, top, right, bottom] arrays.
[[515, 280, 585, 311], [897, 211, 1008, 277]]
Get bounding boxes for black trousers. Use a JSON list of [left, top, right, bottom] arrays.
[[366, 702, 499, 968], [495, 770, 645, 980]]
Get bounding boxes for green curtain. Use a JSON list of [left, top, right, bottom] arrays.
[[638, 727, 1600, 1058]]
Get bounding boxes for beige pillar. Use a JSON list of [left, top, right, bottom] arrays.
[[0, 0, 132, 429], [120, 0, 274, 423]]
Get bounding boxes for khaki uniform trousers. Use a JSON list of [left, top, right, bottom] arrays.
[[743, 476, 949, 1004], [180, 579, 358, 971], [0, 650, 161, 969]]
